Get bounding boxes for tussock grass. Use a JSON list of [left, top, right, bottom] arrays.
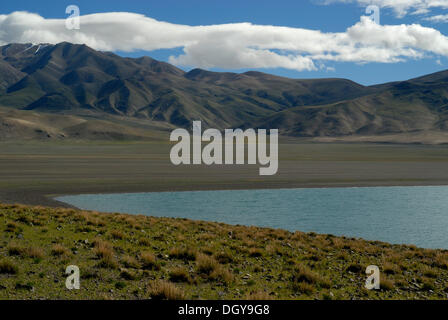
[[209, 266, 234, 284], [169, 267, 192, 283], [138, 237, 151, 246], [245, 291, 273, 300], [93, 239, 117, 269], [7, 243, 44, 260], [169, 247, 197, 261], [120, 269, 137, 280], [110, 230, 125, 240], [51, 244, 70, 257], [248, 248, 263, 258], [1, 203, 448, 300], [380, 277, 395, 291], [93, 239, 114, 258], [140, 252, 160, 270], [7, 242, 24, 256], [214, 251, 233, 264], [121, 255, 140, 269], [26, 247, 44, 260], [292, 265, 331, 290], [0, 259, 18, 274], [148, 280, 185, 300], [196, 253, 219, 275]]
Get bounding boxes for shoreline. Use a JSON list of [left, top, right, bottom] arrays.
[[2, 141, 448, 208], [3, 180, 448, 209], [50, 183, 448, 250]]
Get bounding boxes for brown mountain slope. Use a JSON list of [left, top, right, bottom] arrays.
[[1, 42, 448, 142], [0, 42, 375, 129]]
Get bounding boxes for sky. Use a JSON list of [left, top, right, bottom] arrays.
[[1, 0, 448, 85]]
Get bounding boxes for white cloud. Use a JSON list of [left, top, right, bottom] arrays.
[[425, 14, 448, 22], [1, 11, 448, 71], [322, 0, 448, 17]]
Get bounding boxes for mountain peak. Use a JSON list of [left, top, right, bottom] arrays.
[[185, 68, 213, 79], [135, 56, 185, 76]]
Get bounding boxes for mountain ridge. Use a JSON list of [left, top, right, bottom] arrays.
[[1, 42, 448, 142]]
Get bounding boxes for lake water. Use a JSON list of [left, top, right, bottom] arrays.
[[56, 186, 448, 249]]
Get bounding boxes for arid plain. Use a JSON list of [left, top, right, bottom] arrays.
[[2, 139, 448, 207]]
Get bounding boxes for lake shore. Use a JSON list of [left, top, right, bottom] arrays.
[[6, 180, 448, 209], [2, 141, 448, 207]]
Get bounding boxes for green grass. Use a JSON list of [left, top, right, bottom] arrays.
[[1, 203, 448, 300]]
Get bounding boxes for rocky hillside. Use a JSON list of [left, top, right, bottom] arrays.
[[1, 42, 448, 140]]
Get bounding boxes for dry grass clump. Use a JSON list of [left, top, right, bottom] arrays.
[[293, 265, 320, 284], [209, 266, 234, 284], [248, 248, 263, 258], [198, 233, 215, 241], [98, 254, 118, 269], [123, 216, 142, 230], [422, 265, 438, 278], [421, 278, 435, 291], [138, 237, 151, 246], [15, 215, 31, 224], [346, 263, 363, 274], [383, 262, 400, 275], [121, 255, 140, 269], [148, 280, 185, 300], [0, 259, 19, 274], [51, 244, 70, 257], [7, 242, 24, 256], [214, 251, 233, 264], [433, 252, 448, 269], [120, 269, 137, 280], [296, 282, 315, 295], [110, 230, 125, 240], [93, 239, 117, 269], [193, 253, 233, 284], [384, 251, 402, 263], [292, 265, 330, 291], [380, 277, 395, 291], [245, 291, 273, 300], [93, 239, 113, 257], [242, 239, 258, 248], [140, 251, 160, 270], [5, 221, 20, 232], [84, 214, 105, 227], [7, 243, 44, 260], [196, 253, 219, 275], [169, 247, 197, 261], [169, 267, 192, 283], [25, 247, 45, 259], [266, 243, 283, 256]]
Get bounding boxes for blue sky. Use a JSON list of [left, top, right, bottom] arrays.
[[1, 0, 448, 85]]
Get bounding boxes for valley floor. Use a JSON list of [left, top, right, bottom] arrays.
[[2, 140, 448, 207]]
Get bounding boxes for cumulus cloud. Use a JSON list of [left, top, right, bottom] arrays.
[[322, 0, 448, 17], [1, 11, 448, 71]]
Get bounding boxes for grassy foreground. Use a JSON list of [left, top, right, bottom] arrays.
[[1, 204, 448, 300]]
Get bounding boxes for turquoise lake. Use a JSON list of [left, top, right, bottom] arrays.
[[56, 186, 448, 249]]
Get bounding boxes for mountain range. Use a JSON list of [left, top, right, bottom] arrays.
[[1, 42, 448, 142]]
